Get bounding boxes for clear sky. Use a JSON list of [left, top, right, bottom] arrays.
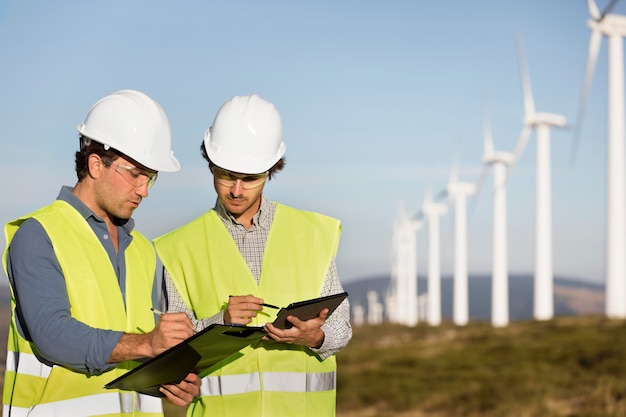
[[0, 1, 619, 285]]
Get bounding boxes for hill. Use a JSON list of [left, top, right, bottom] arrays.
[[343, 274, 604, 321]]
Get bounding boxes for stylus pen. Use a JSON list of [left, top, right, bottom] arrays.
[[228, 295, 279, 309]]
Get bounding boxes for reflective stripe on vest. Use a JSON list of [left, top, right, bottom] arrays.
[[199, 372, 261, 396], [199, 371, 336, 396], [5, 351, 52, 379], [3, 392, 162, 417]]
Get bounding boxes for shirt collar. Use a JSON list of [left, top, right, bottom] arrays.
[[214, 195, 272, 230], [57, 185, 135, 234]]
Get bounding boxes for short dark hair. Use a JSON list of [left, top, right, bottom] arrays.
[[200, 140, 285, 180], [74, 136, 120, 181]]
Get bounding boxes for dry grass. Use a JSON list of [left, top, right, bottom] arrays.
[[337, 317, 626, 417]]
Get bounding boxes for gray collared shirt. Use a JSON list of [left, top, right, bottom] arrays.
[[164, 195, 352, 360], [6, 186, 158, 374]]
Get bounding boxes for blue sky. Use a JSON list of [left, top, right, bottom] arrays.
[[0, 1, 619, 285]]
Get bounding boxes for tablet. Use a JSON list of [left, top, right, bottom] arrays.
[[272, 292, 348, 330]]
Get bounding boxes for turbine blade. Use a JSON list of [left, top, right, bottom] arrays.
[[396, 200, 408, 221], [435, 189, 448, 201], [483, 106, 494, 156], [450, 152, 460, 184], [570, 29, 602, 167], [468, 165, 490, 220], [587, 0, 601, 20], [413, 209, 424, 221], [450, 129, 463, 184], [423, 188, 433, 207], [513, 125, 533, 163], [601, 0, 619, 19], [516, 33, 535, 116]]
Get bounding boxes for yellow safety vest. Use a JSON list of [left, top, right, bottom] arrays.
[[154, 203, 341, 417], [2, 200, 163, 417]]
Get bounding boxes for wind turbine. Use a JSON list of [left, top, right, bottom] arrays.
[[367, 291, 384, 325], [388, 203, 422, 326], [574, 0, 626, 318], [476, 108, 514, 328], [437, 159, 476, 326], [417, 190, 447, 326], [511, 35, 567, 321]]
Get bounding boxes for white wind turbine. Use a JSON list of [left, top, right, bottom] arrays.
[[367, 291, 384, 325], [437, 159, 476, 326], [574, 0, 626, 318], [511, 35, 567, 321], [388, 203, 422, 326], [476, 108, 514, 328], [417, 190, 447, 326]]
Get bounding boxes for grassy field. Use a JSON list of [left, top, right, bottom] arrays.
[[336, 317, 626, 417]]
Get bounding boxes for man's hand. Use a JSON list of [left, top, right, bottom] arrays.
[[109, 312, 194, 363], [224, 294, 265, 325], [161, 372, 201, 407], [264, 308, 328, 348], [149, 312, 195, 356]]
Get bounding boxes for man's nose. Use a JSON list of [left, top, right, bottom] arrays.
[[136, 181, 149, 198], [230, 179, 244, 196]]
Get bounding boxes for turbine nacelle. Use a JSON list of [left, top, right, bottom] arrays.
[[421, 200, 447, 218], [523, 112, 567, 128], [483, 151, 514, 166], [588, 15, 626, 36], [447, 181, 477, 198]]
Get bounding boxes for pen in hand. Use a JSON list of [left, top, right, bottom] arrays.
[[228, 295, 279, 309]]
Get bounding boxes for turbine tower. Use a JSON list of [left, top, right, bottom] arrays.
[[367, 291, 384, 325], [511, 35, 567, 321], [438, 160, 476, 326], [476, 108, 514, 328], [418, 190, 447, 326], [388, 203, 422, 326], [574, 0, 626, 318]]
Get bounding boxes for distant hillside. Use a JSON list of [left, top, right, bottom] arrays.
[[343, 274, 604, 321]]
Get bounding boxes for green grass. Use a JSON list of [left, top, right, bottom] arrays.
[[336, 316, 626, 417]]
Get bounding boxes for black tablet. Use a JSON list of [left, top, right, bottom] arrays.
[[271, 292, 348, 330]]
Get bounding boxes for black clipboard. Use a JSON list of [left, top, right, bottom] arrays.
[[272, 292, 348, 330], [106, 292, 348, 396], [105, 323, 265, 397]]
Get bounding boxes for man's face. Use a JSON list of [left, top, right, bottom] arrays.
[[212, 166, 268, 221], [95, 155, 157, 220]]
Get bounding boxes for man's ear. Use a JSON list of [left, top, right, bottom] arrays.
[[87, 154, 105, 180]]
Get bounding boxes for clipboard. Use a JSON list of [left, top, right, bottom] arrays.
[[271, 292, 348, 330], [105, 323, 265, 397], [106, 292, 349, 396]]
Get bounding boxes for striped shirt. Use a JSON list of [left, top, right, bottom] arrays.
[[164, 195, 351, 359]]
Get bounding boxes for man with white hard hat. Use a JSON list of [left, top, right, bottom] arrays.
[[3, 90, 200, 416], [154, 94, 352, 417]]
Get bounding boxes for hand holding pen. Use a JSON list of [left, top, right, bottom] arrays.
[[225, 294, 279, 325], [147, 308, 195, 355]]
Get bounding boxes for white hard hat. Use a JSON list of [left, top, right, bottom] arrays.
[[77, 89, 180, 172], [204, 94, 286, 174]]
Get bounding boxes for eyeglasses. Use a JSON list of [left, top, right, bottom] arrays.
[[102, 157, 158, 188], [211, 166, 268, 190]]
